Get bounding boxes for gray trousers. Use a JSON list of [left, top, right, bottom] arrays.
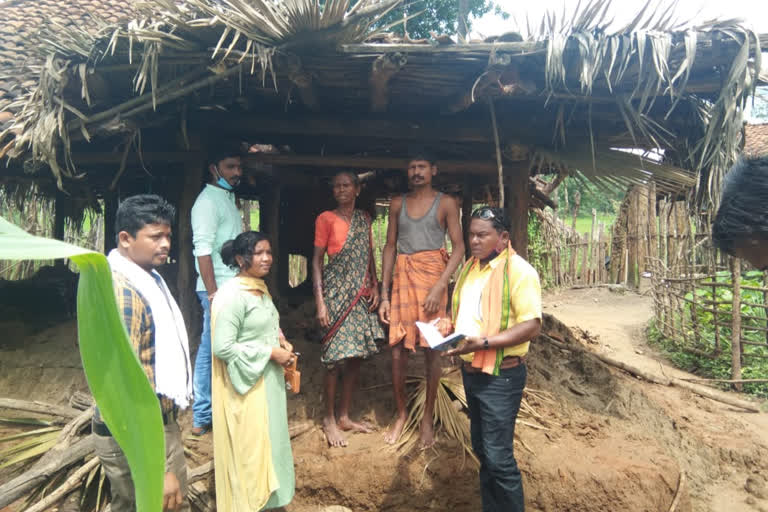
[[94, 422, 190, 512]]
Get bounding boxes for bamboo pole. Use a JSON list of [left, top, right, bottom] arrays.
[[731, 258, 743, 391], [590, 209, 597, 285], [24, 457, 101, 512], [540, 334, 761, 412], [580, 234, 589, 285], [488, 99, 505, 209]]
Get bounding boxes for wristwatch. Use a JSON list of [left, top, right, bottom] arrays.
[[483, 338, 489, 350]]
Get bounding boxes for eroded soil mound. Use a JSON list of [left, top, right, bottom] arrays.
[[2, 296, 768, 511]]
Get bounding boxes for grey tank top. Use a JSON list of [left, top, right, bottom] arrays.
[[397, 192, 446, 254]]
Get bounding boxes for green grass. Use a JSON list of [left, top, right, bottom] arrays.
[[572, 213, 615, 235]]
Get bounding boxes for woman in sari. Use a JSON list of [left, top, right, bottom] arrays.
[[211, 231, 296, 511], [312, 171, 384, 447]]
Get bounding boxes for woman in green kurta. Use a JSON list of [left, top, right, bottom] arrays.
[[211, 231, 296, 511]]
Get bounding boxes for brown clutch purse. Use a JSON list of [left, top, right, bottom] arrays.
[[284, 354, 301, 394]]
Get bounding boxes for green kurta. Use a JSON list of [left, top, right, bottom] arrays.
[[211, 277, 295, 511]]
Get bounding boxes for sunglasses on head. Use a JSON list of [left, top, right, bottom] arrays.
[[472, 207, 500, 220]]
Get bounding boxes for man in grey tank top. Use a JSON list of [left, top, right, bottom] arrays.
[[379, 151, 465, 448]]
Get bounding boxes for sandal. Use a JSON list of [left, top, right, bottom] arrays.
[[191, 424, 211, 436]]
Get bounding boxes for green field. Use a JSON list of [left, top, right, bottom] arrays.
[[572, 213, 615, 235]]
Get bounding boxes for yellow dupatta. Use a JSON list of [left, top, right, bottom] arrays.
[[451, 242, 517, 375], [211, 276, 278, 512]]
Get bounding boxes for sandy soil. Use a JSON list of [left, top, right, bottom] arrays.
[[544, 287, 768, 512], [2, 288, 768, 511]]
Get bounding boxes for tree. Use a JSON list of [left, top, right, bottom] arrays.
[[375, 0, 493, 40]]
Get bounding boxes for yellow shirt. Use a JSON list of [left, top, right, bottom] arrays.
[[455, 252, 542, 361]]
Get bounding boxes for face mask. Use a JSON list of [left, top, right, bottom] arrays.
[[214, 166, 235, 191]]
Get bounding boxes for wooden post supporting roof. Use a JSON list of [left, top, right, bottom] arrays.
[[260, 181, 281, 301], [104, 192, 117, 253], [177, 157, 205, 338], [506, 167, 529, 259], [462, 176, 473, 259]]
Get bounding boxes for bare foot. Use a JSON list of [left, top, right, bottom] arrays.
[[384, 414, 407, 444], [323, 416, 348, 447], [419, 414, 435, 449], [338, 416, 375, 433]]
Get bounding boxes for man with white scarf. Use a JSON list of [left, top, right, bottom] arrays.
[[93, 194, 193, 512]]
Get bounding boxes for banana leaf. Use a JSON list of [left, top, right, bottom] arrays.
[[0, 216, 163, 512]]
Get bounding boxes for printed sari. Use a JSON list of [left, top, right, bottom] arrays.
[[320, 209, 383, 366]]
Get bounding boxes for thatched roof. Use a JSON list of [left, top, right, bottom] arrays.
[[0, 0, 765, 207], [0, 0, 136, 131], [745, 123, 768, 156]]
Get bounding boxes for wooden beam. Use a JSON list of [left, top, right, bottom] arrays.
[[283, 54, 318, 110], [200, 113, 532, 144], [243, 153, 503, 174], [370, 53, 407, 112], [530, 178, 557, 210], [543, 170, 567, 195], [340, 42, 545, 55], [73, 151, 202, 165]]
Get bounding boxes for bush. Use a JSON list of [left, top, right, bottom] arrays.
[[648, 269, 768, 397]]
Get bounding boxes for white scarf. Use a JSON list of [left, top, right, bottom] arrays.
[[107, 250, 193, 409]]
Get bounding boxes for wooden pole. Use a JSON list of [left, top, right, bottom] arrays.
[[242, 200, 251, 231], [53, 191, 66, 242], [488, 99, 505, 209], [598, 227, 606, 284], [177, 158, 204, 335], [627, 187, 639, 287], [571, 190, 581, 231], [658, 197, 667, 264], [580, 233, 589, 285], [261, 181, 282, 301], [0, 434, 95, 508], [731, 257, 743, 391], [462, 177, 473, 260], [589, 209, 597, 284], [648, 181, 657, 265], [103, 191, 118, 253], [506, 170, 530, 259], [25, 457, 101, 512]]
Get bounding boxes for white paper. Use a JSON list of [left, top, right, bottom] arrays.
[[415, 320, 465, 351]]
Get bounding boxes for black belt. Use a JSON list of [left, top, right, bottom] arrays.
[[462, 355, 527, 374], [93, 409, 177, 437]]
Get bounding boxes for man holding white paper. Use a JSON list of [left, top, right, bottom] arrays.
[[442, 206, 541, 512]]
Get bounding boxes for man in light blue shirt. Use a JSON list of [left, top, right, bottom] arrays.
[[190, 144, 244, 435]]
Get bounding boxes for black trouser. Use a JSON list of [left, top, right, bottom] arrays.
[[462, 364, 527, 512]]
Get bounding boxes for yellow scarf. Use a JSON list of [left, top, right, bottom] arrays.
[[235, 275, 271, 297], [451, 242, 517, 375]]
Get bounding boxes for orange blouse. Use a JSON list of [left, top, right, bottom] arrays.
[[314, 211, 350, 256]]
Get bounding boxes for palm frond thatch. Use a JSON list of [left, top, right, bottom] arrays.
[[537, 0, 761, 206], [1, 0, 402, 185], [0, 419, 62, 470], [394, 371, 554, 463], [0, 0, 762, 209]]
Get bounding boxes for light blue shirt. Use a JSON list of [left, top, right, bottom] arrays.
[[191, 184, 242, 292]]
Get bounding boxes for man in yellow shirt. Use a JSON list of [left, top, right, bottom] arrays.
[[444, 206, 542, 512]]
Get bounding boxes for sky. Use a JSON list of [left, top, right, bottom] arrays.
[[472, 0, 768, 38]]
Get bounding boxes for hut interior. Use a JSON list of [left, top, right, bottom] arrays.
[[0, 0, 766, 319]]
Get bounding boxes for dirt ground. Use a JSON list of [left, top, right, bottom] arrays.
[[2, 288, 768, 511]]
